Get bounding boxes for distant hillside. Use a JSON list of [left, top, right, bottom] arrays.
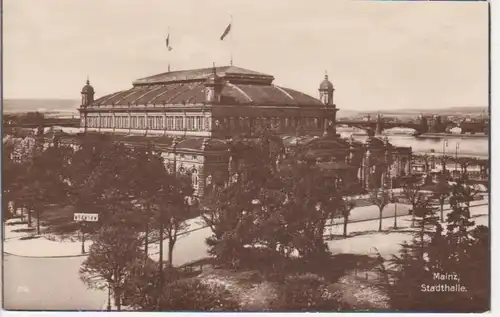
[[3, 99, 80, 116]]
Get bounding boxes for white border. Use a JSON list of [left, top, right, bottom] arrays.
[[3, 1, 498, 316]]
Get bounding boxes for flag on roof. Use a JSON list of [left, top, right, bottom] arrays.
[[166, 34, 172, 51], [220, 23, 231, 40]]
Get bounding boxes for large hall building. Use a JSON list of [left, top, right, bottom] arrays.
[[71, 65, 412, 197]]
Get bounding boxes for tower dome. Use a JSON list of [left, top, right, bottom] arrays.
[[319, 74, 334, 90], [81, 78, 95, 107], [318, 72, 334, 105], [81, 79, 94, 94]]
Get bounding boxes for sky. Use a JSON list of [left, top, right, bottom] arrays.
[[3, 0, 489, 111]]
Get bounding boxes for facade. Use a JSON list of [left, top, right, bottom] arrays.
[[74, 65, 412, 196]]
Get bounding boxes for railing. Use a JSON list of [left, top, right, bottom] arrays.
[[177, 257, 215, 275]]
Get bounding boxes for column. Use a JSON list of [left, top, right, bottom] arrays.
[[163, 113, 167, 135], [128, 112, 132, 133], [406, 153, 411, 175]]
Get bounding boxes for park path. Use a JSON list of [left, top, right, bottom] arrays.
[[3, 197, 488, 259]]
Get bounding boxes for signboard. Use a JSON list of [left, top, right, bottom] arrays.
[[74, 213, 99, 222]]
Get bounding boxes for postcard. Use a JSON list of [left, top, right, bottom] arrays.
[[2, 0, 490, 313]]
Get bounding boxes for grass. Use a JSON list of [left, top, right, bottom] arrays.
[[187, 252, 389, 311], [180, 249, 387, 311]]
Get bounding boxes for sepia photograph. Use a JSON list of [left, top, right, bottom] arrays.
[[2, 0, 490, 313]]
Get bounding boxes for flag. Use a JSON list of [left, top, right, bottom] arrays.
[[165, 34, 172, 51], [220, 23, 231, 40]]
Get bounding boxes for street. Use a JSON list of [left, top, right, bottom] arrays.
[[3, 255, 106, 310]]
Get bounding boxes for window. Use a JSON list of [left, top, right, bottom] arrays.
[[167, 116, 173, 130], [148, 116, 154, 129], [192, 155, 197, 159], [174, 117, 180, 130], [197, 116, 203, 130], [156, 116, 163, 129], [139, 116, 146, 129]]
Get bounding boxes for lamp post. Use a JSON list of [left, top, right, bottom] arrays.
[[393, 192, 398, 229], [442, 139, 448, 173], [454, 142, 460, 178]]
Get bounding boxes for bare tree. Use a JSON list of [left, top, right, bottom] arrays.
[[340, 199, 356, 238], [369, 188, 391, 232]]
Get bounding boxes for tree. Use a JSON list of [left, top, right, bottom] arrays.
[[202, 131, 280, 268], [79, 226, 143, 311], [374, 199, 439, 311], [128, 143, 166, 259], [277, 159, 341, 258], [369, 188, 391, 232], [375, 183, 489, 312], [15, 142, 74, 234], [203, 178, 259, 268], [401, 175, 425, 227], [68, 139, 143, 231], [432, 175, 452, 222], [340, 199, 355, 238], [3, 139, 20, 223], [153, 169, 194, 305], [121, 258, 180, 311], [203, 132, 342, 268]]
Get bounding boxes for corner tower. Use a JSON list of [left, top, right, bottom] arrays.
[[319, 71, 334, 106], [81, 78, 95, 107], [319, 71, 338, 137]]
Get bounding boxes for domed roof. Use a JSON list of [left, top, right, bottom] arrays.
[[81, 79, 94, 94], [319, 74, 334, 90]]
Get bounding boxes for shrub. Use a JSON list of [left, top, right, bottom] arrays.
[[271, 273, 344, 312], [160, 279, 240, 311]]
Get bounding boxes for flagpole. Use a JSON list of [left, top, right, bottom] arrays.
[[230, 15, 233, 66]]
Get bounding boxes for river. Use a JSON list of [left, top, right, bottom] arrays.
[[339, 132, 489, 159]]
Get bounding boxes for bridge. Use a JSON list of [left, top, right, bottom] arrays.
[[337, 115, 488, 136]]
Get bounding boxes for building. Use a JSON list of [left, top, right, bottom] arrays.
[[70, 64, 412, 196]]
